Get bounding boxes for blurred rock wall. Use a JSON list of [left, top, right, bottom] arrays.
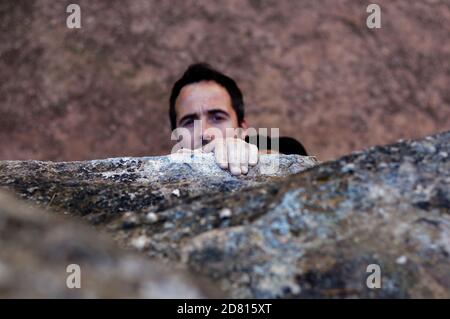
[[1, 0, 449, 161]]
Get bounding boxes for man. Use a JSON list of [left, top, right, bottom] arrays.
[[169, 63, 307, 176]]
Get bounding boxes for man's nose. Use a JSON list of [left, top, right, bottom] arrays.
[[201, 120, 214, 140]]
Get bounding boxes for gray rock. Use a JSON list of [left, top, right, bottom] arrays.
[[1, 133, 450, 298], [0, 153, 317, 226], [0, 191, 215, 298]]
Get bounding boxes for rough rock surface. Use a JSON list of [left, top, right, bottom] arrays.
[[0, 191, 215, 298], [0, 153, 317, 225], [1, 0, 450, 161], [1, 132, 450, 298]]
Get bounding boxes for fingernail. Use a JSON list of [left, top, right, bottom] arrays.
[[231, 168, 241, 175]]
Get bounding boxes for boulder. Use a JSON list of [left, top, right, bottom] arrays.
[[1, 132, 449, 298], [0, 191, 215, 298]]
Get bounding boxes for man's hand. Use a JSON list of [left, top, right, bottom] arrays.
[[202, 138, 258, 175]]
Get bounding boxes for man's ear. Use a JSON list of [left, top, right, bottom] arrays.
[[239, 119, 249, 139]]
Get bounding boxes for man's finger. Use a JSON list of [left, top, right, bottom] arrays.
[[240, 143, 249, 175], [215, 139, 228, 169], [249, 144, 258, 166], [227, 140, 241, 176]]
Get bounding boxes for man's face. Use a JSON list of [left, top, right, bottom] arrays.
[[174, 81, 245, 149]]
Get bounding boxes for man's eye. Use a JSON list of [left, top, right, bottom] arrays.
[[212, 114, 226, 122], [181, 119, 194, 127]]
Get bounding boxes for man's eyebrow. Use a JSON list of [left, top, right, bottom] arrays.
[[178, 109, 229, 124], [207, 109, 230, 116]]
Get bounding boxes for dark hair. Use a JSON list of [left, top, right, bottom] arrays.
[[244, 135, 308, 156], [169, 63, 245, 131]]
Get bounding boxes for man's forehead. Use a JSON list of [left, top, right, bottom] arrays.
[[177, 81, 231, 108]]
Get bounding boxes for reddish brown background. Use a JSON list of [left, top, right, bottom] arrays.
[[1, 0, 449, 161]]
